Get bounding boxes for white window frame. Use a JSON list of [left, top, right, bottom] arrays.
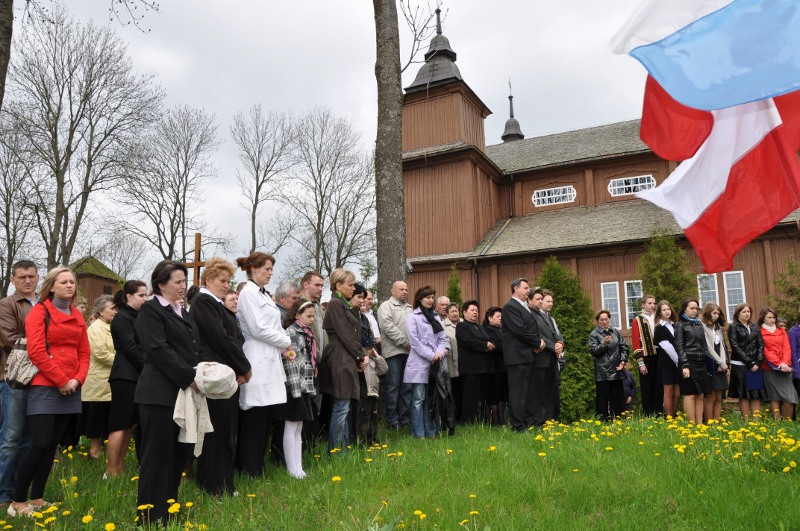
[[696, 273, 719, 308], [722, 271, 746, 322], [600, 281, 621, 330], [624, 280, 643, 329], [607, 174, 656, 197], [531, 185, 577, 207]]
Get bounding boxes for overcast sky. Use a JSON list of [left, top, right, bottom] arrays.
[[32, 0, 647, 284]]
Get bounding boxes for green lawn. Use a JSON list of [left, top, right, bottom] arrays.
[[5, 414, 800, 530]]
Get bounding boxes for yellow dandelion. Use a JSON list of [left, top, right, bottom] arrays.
[[791, 461, 797, 468], [181, 472, 186, 477], [783, 466, 791, 473], [446, 449, 453, 454], [538, 452, 547, 457], [365, 458, 373, 463], [382, 500, 389, 507], [32, 511, 43, 518], [137, 504, 154, 510], [167, 499, 175, 504], [605, 447, 613, 451], [73, 492, 79, 499], [130, 476, 139, 481], [82, 515, 93, 524], [572, 469, 579, 472], [469, 510, 479, 515], [185, 501, 194, 508], [70, 476, 78, 483], [332, 476, 342, 482], [167, 503, 181, 514], [414, 510, 422, 516], [468, 494, 476, 499], [459, 520, 468, 526], [62, 510, 71, 516], [396, 451, 404, 456], [419, 513, 426, 520], [105, 524, 116, 531], [488, 445, 497, 452], [44, 517, 56, 524], [246, 494, 256, 498], [60, 478, 68, 486]]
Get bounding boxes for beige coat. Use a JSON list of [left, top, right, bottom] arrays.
[[443, 319, 460, 377], [364, 352, 389, 397], [83, 319, 115, 402], [377, 297, 412, 359]]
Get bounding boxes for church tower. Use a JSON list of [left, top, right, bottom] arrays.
[[402, 9, 507, 262]]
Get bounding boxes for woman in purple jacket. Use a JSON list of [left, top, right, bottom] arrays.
[[789, 310, 800, 409], [404, 286, 449, 439]]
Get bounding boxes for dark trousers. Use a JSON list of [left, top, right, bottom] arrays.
[[529, 366, 556, 427], [460, 373, 489, 423], [137, 404, 192, 527], [196, 393, 238, 496], [595, 380, 625, 421], [553, 374, 562, 422], [507, 363, 533, 432], [640, 356, 663, 416], [450, 376, 462, 422], [13, 414, 73, 502], [235, 405, 276, 477]]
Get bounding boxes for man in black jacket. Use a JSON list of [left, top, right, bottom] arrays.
[[526, 288, 563, 426], [501, 278, 545, 432]]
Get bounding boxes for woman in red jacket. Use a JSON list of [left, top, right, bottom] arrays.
[[759, 307, 797, 420], [7, 267, 89, 518]]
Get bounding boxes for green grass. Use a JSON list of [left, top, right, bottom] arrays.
[[5, 414, 800, 530]]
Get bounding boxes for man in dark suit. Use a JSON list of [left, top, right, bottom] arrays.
[[527, 288, 563, 427], [501, 278, 545, 432]]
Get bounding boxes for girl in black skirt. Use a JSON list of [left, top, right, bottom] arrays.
[[653, 300, 681, 418], [278, 299, 317, 479], [701, 302, 729, 422], [727, 303, 766, 419], [675, 298, 711, 424]]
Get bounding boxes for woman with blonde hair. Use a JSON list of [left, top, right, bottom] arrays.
[[235, 252, 290, 476], [8, 267, 90, 518], [190, 257, 252, 495], [701, 302, 729, 422], [318, 268, 367, 452], [80, 294, 118, 460], [727, 303, 765, 419]]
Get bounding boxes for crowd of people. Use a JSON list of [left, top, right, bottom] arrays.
[[0, 260, 798, 525]]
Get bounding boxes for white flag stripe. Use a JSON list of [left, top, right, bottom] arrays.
[[636, 99, 782, 228], [610, 0, 734, 54]]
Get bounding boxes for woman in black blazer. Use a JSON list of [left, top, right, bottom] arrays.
[[105, 280, 147, 479], [190, 258, 252, 497], [134, 261, 201, 527], [456, 300, 495, 423]]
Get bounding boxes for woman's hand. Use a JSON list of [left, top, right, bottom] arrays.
[[236, 370, 253, 385], [603, 335, 612, 345], [487, 342, 495, 351], [750, 365, 760, 373], [282, 348, 296, 361], [682, 367, 690, 379], [431, 352, 442, 364], [360, 357, 370, 370], [615, 362, 625, 371], [58, 379, 80, 395]]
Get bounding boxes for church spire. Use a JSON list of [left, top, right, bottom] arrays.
[[405, 8, 462, 93], [501, 81, 524, 142]]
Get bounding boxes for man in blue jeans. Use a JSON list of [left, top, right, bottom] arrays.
[[377, 281, 412, 429], [0, 260, 39, 505]]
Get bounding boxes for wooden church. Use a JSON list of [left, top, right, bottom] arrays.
[[402, 12, 800, 333]]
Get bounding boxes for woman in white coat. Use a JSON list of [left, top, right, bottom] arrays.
[[234, 251, 292, 477]]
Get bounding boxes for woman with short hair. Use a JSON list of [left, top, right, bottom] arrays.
[[701, 302, 729, 422], [759, 307, 797, 420], [727, 303, 765, 419], [675, 298, 710, 424], [654, 300, 681, 418], [588, 309, 628, 421], [235, 252, 291, 476], [190, 257, 252, 496], [404, 286, 449, 438], [456, 300, 494, 424], [134, 260, 201, 526], [318, 269, 367, 451], [483, 307, 506, 425], [106, 280, 148, 479], [80, 294, 118, 460], [7, 267, 90, 518]]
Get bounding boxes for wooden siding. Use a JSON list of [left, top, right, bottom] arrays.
[[76, 275, 119, 311], [404, 160, 504, 257], [404, 227, 799, 338], [403, 92, 486, 152], [520, 171, 584, 215]]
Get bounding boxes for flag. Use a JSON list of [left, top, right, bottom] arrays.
[[636, 85, 800, 273], [611, 0, 800, 110]]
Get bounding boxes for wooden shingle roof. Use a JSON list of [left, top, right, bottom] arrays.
[[485, 119, 649, 173]]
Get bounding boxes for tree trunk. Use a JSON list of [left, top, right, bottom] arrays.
[[0, 0, 11, 111], [373, 0, 407, 301]]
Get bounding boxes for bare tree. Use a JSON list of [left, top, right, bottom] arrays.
[[6, 6, 162, 268], [0, 112, 36, 296], [230, 105, 295, 254], [117, 105, 229, 262], [398, 0, 442, 73], [280, 107, 376, 279], [84, 232, 144, 281]]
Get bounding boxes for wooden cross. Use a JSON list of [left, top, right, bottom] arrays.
[[184, 232, 204, 286]]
